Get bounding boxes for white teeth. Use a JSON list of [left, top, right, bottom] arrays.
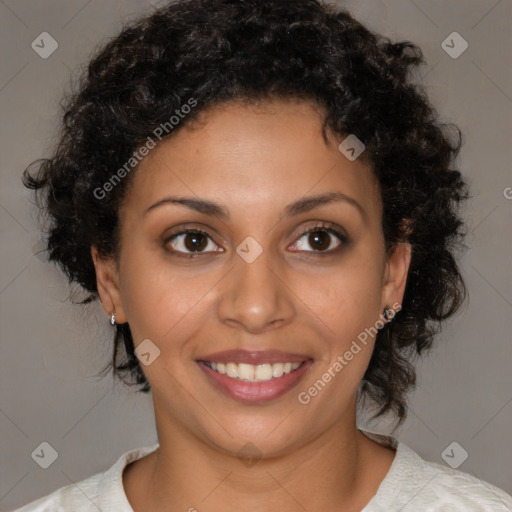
[[226, 362, 238, 378], [272, 362, 284, 378], [238, 363, 255, 381], [205, 361, 304, 381], [255, 363, 273, 381]]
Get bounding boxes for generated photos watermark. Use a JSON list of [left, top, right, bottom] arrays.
[[93, 97, 198, 200], [297, 302, 402, 405]]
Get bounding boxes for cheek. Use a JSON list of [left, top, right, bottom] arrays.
[[118, 243, 219, 349], [305, 255, 383, 335], [117, 243, 178, 340], [296, 271, 381, 414], [303, 251, 383, 384]]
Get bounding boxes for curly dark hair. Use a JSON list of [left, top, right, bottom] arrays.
[[23, 0, 469, 428]]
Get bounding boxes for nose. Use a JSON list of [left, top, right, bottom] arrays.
[[217, 244, 296, 334]]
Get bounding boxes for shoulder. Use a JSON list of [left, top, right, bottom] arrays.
[[10, 443, 159, 512], [368, 439, 512, 511], [415, 458, 512, 511]]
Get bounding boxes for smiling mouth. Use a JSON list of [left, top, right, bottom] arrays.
[[201, 361, 306, 382]]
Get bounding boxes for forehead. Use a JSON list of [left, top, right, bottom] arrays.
[[123, 99, 382, 224]]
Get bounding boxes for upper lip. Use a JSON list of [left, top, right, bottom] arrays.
[[197, 349, 312, 365]]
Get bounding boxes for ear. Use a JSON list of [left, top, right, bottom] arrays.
[[91, 245, 127, 324], [380, 241, 412, 314]]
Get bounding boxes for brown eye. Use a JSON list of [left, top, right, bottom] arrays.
[[183, 232, 208, 252], [308, 230, 331, 251], [165, 229, 222, 254], [290, 225, 346, 253]]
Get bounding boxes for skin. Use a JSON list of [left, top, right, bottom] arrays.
[[92, 98, 411, 512]]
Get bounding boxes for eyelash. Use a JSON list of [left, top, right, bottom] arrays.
[[163, 222, 348, 258]]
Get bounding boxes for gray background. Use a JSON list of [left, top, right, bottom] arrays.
[[1, 0, 511, 509]]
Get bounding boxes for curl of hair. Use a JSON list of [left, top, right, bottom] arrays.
[[23, 0, 469, 428]]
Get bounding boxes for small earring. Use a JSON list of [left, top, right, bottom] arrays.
[[110, 312, 116, 326], [383, 307, 395, 321]]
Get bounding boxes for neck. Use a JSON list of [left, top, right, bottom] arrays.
[[124, 399, 395, 512]]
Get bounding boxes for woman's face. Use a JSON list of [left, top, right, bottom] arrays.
[[93, 99, 410, 457]]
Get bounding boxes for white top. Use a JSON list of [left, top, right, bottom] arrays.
[[12, 431, 512, 511]]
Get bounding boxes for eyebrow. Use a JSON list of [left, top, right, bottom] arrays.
[[144, 191, 365, 221]]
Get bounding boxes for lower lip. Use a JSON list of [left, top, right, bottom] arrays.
[[197, 360, 313, 403]]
